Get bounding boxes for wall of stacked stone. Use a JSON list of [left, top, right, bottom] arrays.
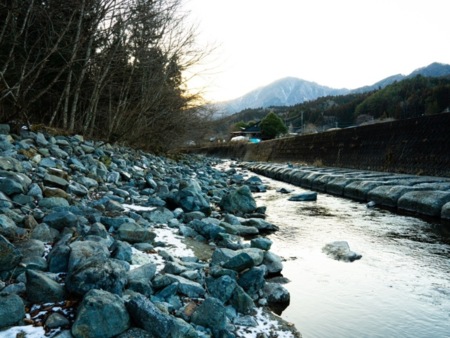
[[192, 113, 450, 177]]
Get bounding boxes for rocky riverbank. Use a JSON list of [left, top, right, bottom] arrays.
[[0, 125, 300, 338]]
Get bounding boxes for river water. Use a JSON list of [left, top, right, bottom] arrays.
[[247, 170, 450, 338]]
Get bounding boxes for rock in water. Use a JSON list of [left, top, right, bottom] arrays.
[[322, 241, 362, 262], [288, 191, 317, 201]]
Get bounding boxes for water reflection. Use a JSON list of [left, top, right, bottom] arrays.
[[248, 170, 450, 338]]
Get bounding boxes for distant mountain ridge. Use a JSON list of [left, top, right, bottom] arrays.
[[215, 62, 450, 116]]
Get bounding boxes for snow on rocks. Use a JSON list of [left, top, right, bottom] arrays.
[[0, 124, 300, 337]]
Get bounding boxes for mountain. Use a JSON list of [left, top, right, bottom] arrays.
[[214, 77, 349, 117], [215, 62, 450, 116]]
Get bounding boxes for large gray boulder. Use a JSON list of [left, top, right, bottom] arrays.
[[125, 294, 177, 338], [142, 207, 174, 224], [66, 257, 128, 296], [26, 269, 66, 303], [0, 170, 31, 195], [219, 185, 257, 215], [0, 214, 19, 238], [288, 191, 318, 201], [206, 275, 237, 303], [263, 282, 290, 311], [222, 252, 255, 272], [68, 240, 110, 271], [39, 197, 70, 209], [43, 173, 70, 190], [116, 222, 156, 244], [0, 294, 25, 328], [241, 218, 279, 232], [188, 219, 225, 241], [48, 234, 72, 273], [0, 235, 22, 271], [127, 263, 157, 297], [191, 297, 228, 333], [238, 266, 266, 296], [230, 284, 255, 314], [263, 251, 283, 275], [71, 289, 130, 338], [170, 179, 211, 215], [152, 274, 205, 298], [322, 241, 362, 262], [0, 156, 22, 172]]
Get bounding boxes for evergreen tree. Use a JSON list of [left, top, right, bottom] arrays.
[[260, 111, 288, 139]]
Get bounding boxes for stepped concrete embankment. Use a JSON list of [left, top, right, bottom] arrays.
[[190, 113, 450, 178], [243, 162, 450, 221]]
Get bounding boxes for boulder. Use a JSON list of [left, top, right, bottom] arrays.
[[219, 221, 259, 236], [39, 197, 70, 209], [153, 274, 205, 298], [48, 234, 72, 273], [210, 247, 237, 266], [237, 266, 266, 296], [288, 191, 318, 201], [66, 257, 128, 296], [142, 207, 174, 224], [45, 313, 70, 329], [43, 186, 71, 199], [241, 218, 279, 232], [322, 241, 362, 262], [116, 222, 156, 244], [43, 211, 78, 231], [43, 173, 69, 190], [31, 223, 60, 242], [263, 282, 290, 312], [0, 214, 19, 238], [219, 185, 257, 215], [71, 289, 130, 338], [0, 170, 31, 195], [206, 275, 237, 303], [222, 252, 255, 272], [188, 219, 225, 241], [0, 235, 22, 271], [68, 240, 110, 271], [263, 251, 283, 275], [170, 179, 211, 215], [0, 294, 25, 328], [251, 237, 272, 251], [125, 294, 175, 338], [116, 328, 153, 338], [26, 269, 66, 303], [127, 263, 157, 297], [230, 284, 255, 314], [111, 240, 133, 263], [0, 156, 22, 171], [191, 297, 228, 333]]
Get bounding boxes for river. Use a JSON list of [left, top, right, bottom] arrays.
[[248, 169, 450, 338]]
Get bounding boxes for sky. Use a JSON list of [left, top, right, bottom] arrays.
[[182, 0, 450, 102]]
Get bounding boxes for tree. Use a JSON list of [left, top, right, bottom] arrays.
[[0, 0, 212, 152], [259, 111, 287, 139]]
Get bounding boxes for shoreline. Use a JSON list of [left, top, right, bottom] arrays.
[[0, 126, 301, 337]]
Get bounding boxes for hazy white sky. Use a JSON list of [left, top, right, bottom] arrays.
[[183, 0, 450, 102]]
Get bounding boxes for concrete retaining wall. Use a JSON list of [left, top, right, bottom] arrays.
[[244, 162, 450, 221], [191, 113, 450, 177]]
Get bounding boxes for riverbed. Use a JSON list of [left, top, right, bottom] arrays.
[[247, 169, 450, 338]]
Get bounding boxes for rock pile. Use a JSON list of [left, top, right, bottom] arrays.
[[0, 125, 298, 337]]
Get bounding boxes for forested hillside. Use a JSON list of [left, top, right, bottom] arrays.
[[212, 75, 450, 139], [0, 0, 209, 151]]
